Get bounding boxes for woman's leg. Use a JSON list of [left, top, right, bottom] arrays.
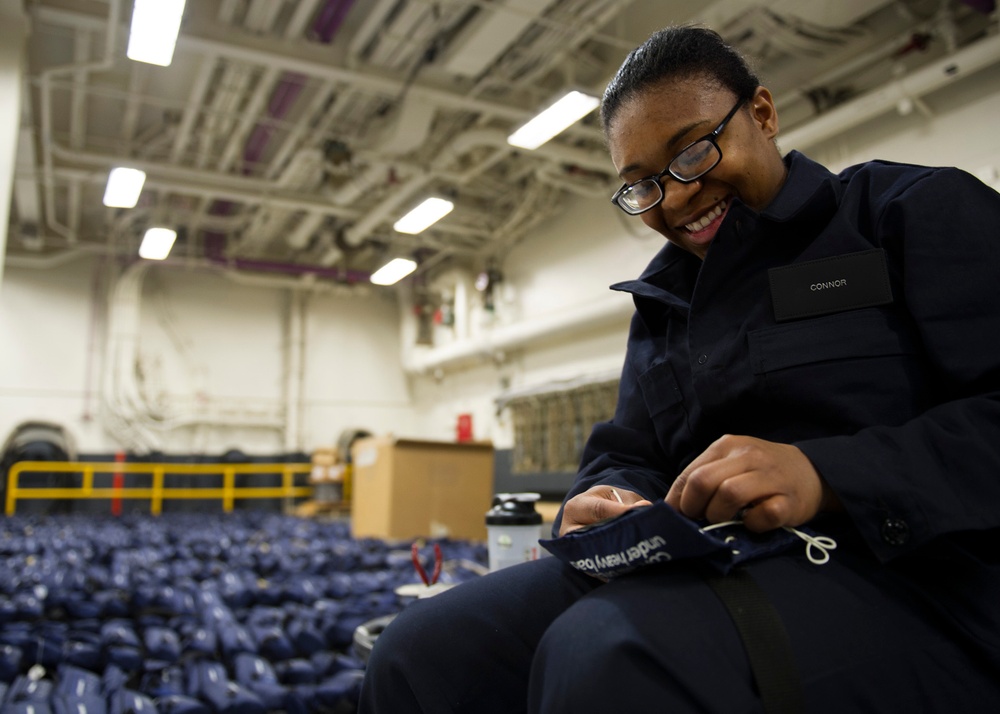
[[358, 556, 599, 714], [528, 549, 1000, 713]]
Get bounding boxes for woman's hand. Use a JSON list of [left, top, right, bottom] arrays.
[[665, 434, 840, 532], [559, 485, 653, 536]]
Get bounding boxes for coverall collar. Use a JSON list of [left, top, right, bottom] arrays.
[[611, 151, 838, 308]]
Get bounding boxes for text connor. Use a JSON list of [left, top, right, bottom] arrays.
[[810, 279, 847, 291]]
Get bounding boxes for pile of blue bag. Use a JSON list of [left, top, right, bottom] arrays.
[[0, 512, 487, 713]]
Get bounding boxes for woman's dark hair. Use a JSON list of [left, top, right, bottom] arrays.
[[601, 25, 760, 132]]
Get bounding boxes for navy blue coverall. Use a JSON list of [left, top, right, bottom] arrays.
[[358, 151, 1000, 713]]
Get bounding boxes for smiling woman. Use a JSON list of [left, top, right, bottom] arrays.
[[603, 33, 787, 258], [358, 25, 1000, 714]]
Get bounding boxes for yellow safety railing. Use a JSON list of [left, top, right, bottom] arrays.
[[5, 461, 314, 516]]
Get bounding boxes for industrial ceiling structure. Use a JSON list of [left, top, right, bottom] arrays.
[[7, 0, 999, 284]]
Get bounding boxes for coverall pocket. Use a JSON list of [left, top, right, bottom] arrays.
[[746, 308, 925, 426], [747, 308, 916, 374], [637, 360, 691, 449]]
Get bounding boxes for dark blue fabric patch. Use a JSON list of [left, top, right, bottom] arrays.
[[540, 501, 807, 578]]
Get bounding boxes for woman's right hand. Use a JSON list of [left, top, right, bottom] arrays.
[[558, 485, 653, 536]]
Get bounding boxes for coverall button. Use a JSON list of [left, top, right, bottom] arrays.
[[880, 518, 910, 546], [697, 354, 708, 365]]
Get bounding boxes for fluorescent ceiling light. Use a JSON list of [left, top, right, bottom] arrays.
[[393, 197, 455, 234], [139, 227, 177, 260], [507, 90, 600, 150], [127, 0, 187, 66], [103, 167, 147, 208], [371, 258, 417, 286]]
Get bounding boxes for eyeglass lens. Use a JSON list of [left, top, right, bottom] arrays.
[[618, 140, 721, 214], [670, 140, 721, 181]]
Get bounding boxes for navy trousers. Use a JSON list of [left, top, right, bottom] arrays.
[[358, 544, 1000, 713]]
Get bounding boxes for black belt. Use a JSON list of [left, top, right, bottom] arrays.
[[701, 566, 806, 714]]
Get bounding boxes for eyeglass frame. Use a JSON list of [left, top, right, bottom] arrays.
[[610, 97, 748, 216]]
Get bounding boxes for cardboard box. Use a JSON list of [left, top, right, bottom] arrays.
[[350, 436, 494, 541], [311, 447, 340, 467], [309, 464, 344, 483]]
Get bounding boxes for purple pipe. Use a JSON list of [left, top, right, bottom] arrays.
[[209, 0, 359, 258], [208, 254, 370, 284], [243, 72, 307, 171], [959, 0, 996, 12], [313, 0, 359, 43]]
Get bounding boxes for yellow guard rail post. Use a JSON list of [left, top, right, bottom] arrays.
[[5, 461, 313, 516]]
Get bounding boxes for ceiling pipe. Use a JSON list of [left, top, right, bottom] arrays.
[[31, 5, 537, 124], [773, 23, 942, 113], [13, 116, 42, 242], [182, 26, 537, 125], [241, 71, 308, 170], [4, 245, 102, 269], [219, 266, 366, 296], [244, 0, 284, 31], [218, 67, 284, 172], [169, 53, 220, 164], [779, 31, 1000, 152], [69, 30, 91, 151], [213, 0, 354, 261], [205, 255, 369, 283], [38, 0, 122, 245], [47, 146, 360, 218], [67, 179, 82, 238], [534, 164, 607, 197], [314, 0, 360, 42], [119, 55, 147, 149], [340, 126, 610, 247], [342, 171, 434, 246], [241, 0, 332, 173], [498, 0, 632, 92], [442, 0, 561, 79], [402, 295, 635, 374], [285, 211, 327, 250], [195, 63, 254, 169], [447, 128, 610, 172], [377, 93, 440, 156], [346, 0, 398, 62]]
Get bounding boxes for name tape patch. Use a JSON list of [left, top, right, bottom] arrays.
[[768, 248, 893, 322]]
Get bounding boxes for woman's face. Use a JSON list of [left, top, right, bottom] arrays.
[[606, 76, 785, 259]]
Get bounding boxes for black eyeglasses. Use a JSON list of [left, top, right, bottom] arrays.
[[610, 97, 747, 216]]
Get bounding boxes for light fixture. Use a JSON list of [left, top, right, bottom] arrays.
[[393, 197, 454, 234], [370, 258, 417, 286], [103, 167, 147, 208], [507, 90, 600, 150], [139, 227, 177, 260], [126, 0, 187, 67]]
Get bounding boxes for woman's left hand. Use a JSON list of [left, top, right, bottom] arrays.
[[664, 434, 840, 532]]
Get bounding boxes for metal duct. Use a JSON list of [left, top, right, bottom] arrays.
[[402, 296, 634, 374], [440, 0, 561, 78], [779, 31, 1000, 152]]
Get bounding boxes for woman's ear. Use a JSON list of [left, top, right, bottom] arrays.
[[750, 86, 779, 140]]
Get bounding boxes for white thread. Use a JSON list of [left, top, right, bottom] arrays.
[[701, 521, 837, 565], [701, 520, 742, 531], [782, 526, 838, 565]]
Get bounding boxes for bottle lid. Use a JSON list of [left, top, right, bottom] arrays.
[[486, 492, 543, 525]]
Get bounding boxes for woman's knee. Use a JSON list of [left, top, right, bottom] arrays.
[[362, 559, 590, 713], [359, 597, 457, 713], [529, 570, 759, 713]]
